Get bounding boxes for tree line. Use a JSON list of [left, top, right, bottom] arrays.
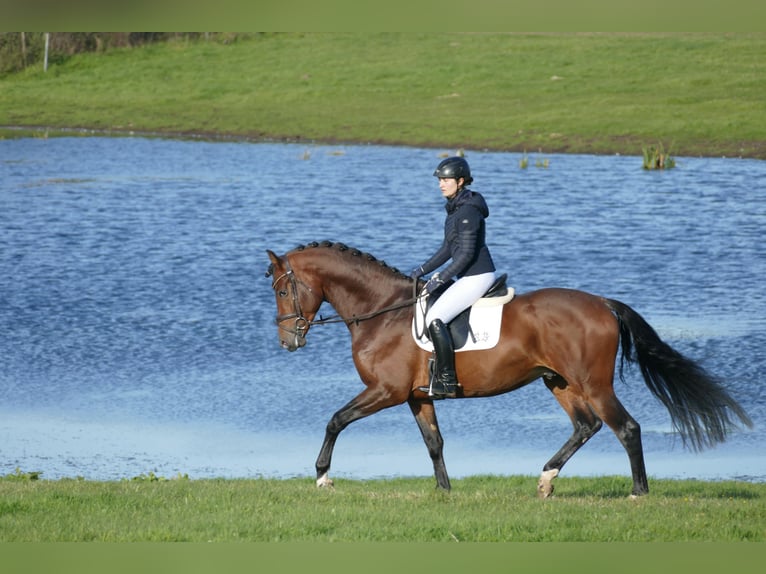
[[0, 33, 254, 75]]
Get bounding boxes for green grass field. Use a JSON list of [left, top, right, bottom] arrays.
[[2, 33, 765, 158], [1, 473, 763, 542]]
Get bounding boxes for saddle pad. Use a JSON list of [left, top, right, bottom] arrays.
[[412, 288, 514, 353]]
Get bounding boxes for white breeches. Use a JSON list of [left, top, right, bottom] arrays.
[[425, 272, 496, 326]]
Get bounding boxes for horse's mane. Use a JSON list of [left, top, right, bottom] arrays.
[[289, 240, 411, 281]]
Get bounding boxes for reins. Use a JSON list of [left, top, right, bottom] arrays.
[[271, 256, 422, 332], [312, 294, 418, 327]]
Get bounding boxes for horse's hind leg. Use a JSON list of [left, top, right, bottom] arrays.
[[589, 392, 648, 496], [538, 374, 603, 498], [408, 398, 451, 491]]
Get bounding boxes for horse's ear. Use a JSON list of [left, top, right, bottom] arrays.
[[266, 250, 283, 278], [266, 249, 281, 266]]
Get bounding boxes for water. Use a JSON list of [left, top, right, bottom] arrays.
[[1, 136, 764, 483]]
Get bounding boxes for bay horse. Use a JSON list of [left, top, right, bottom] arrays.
[[265, 241, 752, 497]]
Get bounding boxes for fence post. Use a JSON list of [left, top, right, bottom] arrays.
[[44, 33, 50, 72]]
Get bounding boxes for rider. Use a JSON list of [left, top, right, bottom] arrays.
[[411, 156, 497, 399]]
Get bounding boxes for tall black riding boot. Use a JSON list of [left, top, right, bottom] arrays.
[[422, 319, 459, 399]]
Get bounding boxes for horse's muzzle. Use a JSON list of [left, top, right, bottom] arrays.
[[276, 315, 310, 352], [281, 333, 306, 352]]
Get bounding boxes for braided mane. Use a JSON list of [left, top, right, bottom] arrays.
[[290, 240, 410, 280]]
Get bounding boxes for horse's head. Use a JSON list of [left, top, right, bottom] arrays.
[[266, 249, 323, 352]]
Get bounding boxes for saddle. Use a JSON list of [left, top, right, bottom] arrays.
[[413, 274, 514, 352]]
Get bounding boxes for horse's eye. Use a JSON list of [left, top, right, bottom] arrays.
[[278, 289, 288, 298]]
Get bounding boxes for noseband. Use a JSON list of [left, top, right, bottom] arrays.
[[270, 257, 319, 347]]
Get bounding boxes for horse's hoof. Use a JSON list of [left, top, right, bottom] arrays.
[[316, 473, 334, 489], [537, 469, 559, 499], [537, 483, 554, 499]]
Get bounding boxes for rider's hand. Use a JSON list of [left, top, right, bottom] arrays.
[[424, 274, 444, 294]]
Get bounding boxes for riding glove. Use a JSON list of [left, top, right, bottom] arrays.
[[424, 273, 444, 294]]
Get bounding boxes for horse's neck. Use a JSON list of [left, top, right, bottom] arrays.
[[321, 267, 410, 322]]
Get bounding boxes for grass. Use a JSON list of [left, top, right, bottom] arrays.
[[642, 141, 677, 169], [1, 473, 763, 542], [1, 33, 765, 158]]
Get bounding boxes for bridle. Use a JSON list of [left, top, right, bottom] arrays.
[[269, 257, 319, 348], [269, 256, 421, 347]]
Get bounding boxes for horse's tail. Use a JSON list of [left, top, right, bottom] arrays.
[[605, 298, 752, 451]]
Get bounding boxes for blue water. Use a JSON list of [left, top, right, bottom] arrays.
[[1, 136, 764, 483]]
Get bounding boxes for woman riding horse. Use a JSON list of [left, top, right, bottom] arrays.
[[266, 241, 752, 496], [411, 157, 497, 399]]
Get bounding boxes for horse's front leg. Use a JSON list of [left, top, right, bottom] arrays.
[[315, 437, 337, 488], [315, 406, 349, 488], [408, 397, 451, 491], [315, 387, 401, 488]]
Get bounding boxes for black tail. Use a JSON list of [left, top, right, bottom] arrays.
[[605, 299, 752, 451]]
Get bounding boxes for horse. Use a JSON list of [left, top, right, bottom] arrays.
[[265, 240, 752, 497]]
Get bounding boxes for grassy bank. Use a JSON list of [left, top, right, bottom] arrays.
[[1, 33, 765, 158], [1, 474, 763, 541]]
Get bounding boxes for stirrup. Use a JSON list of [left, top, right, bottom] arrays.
[[418, 378, 459, 399]]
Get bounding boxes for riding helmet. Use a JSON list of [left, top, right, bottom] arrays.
[[433, 156, 473, 185]]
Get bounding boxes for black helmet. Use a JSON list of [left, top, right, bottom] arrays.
[[433, 156, 473, 185]]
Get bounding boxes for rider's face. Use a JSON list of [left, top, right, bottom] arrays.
[[438, 177, 463, 199]]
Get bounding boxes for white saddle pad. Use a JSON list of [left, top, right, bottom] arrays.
[[412, 288, 515, 353]]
